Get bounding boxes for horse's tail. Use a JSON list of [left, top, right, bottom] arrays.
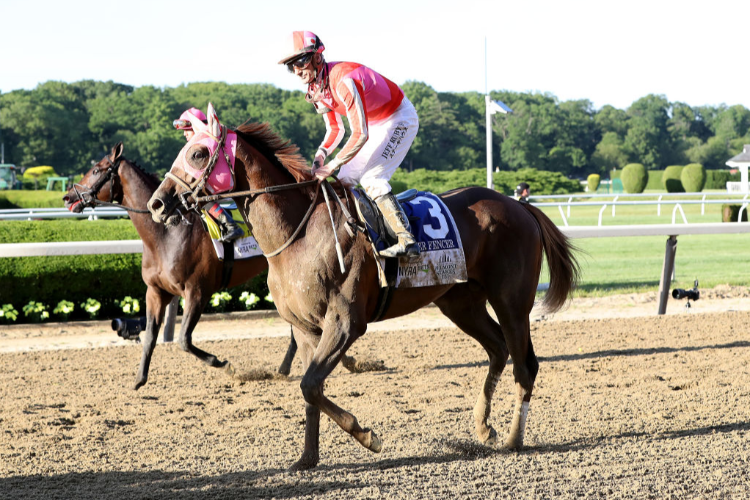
[[523, 203, 581, 312]]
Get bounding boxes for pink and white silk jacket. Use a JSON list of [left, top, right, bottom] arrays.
[[309, 62, 404, 169]]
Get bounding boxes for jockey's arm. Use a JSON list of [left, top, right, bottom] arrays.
[[323, 77, 369, 172]]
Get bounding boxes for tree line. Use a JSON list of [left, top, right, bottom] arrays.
[[1, 79, 749, 178]]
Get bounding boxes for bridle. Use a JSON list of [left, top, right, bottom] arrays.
[[71, 156, 150, 214]]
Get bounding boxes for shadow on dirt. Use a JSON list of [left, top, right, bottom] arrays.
[[539, 340, 750, 363]]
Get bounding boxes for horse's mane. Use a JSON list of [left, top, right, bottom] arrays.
[[235, 121, 314, 185], [121, 157, 161, 187]]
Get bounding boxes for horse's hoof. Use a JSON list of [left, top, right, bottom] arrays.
[[133, 379, 146, 391], [289, 453, 319, 471], [482, 427, 498, 446], [223, 363, 236, 378], [364, 429, 382, 453], [503, 437, 524, 450]]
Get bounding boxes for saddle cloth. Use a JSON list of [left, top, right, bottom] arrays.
[[353, 190, 468, 289], [202, 207, 263, 261]]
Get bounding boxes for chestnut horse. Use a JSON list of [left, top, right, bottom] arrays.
[[63, 143, 298, 389], [148, 117, 579, 470]]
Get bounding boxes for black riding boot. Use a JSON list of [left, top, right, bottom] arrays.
[[375, 193, 420, 258], [215, 208, 245, 242]]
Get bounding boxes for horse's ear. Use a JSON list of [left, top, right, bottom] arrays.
[[207, 102, 222, 138], [112, 142, 124, 161]]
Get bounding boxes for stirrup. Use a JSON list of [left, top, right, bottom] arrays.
[[379, 236, 420, 259]]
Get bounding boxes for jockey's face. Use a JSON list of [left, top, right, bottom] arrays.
[[293, 56, 317, 85], [184, 129, 195, 142]]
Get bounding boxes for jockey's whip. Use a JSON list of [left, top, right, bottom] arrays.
[[321, 180, 346, 274]]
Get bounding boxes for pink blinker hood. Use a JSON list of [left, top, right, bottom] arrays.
[[175, 103, 237, 194]]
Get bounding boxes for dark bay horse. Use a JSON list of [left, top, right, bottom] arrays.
[[148, 118, 580, 470], [63, 143, 298, 389]]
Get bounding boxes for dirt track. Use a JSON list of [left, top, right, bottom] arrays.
[[1, 291, 749, 499]]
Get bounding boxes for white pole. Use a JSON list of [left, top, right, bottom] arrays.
[[486, 95, 493, 190], [485, 38, 493, 190]]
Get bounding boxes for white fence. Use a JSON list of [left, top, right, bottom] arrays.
[[530, 192, 750, 226], [2, 221, 749, 318]]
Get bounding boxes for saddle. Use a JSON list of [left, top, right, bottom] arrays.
[[351, 188, 419, 255]]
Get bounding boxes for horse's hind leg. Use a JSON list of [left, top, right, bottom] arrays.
[[134, 286, 172, 390], [487, 292, 538, 449], [434, 284, 510, 446]]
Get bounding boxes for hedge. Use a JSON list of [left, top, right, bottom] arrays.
[[0, 190, 68, 209], [706, 170, 741, 190], [392, 167, 581, 197], [0, 220, 272, 324], [722, 204, 749, 222]]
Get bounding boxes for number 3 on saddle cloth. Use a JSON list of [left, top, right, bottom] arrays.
[[352, 189, 468, 290]]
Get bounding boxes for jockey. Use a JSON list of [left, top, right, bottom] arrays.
[[514, 182, 530, 203], [173, 108, 244, 242], [279, 31, 419, 258]]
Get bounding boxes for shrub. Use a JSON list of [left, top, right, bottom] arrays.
[[620, 163, 648, 193], [587, 174, 600, 193], [81, 298, 101, 319], [721, 204, 749, 222], [239, 291, 260, 310], [209, 292, 232, 312], [22, 166, 58, 179], [53, 300, 75, 320], [662, 166, 685, 192], [681, 163, 707, 192], [0, 304, 19, 323], [23, 301, 49, 323], [116, 296, 141, 315]]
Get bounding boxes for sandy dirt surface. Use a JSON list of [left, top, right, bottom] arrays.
[[1, 286, 749, 499]]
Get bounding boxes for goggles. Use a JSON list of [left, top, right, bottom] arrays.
[[173, 119, 192, 130], [286, 52, 314, 73]]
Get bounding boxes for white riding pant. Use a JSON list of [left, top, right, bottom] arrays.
[[338, 97, 419, 200]]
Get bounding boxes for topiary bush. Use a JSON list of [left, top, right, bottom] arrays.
[[662, 166, 685, 192], [587, 174, 600, 193], [681, 163, 706, 192], [620, 163, 648, 193], [722, 204, 749, 222]]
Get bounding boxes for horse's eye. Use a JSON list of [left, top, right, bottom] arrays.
[[93, 170, 100, 176], [192, 150, 205, 160]]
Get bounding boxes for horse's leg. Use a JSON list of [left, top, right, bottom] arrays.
[[178, 292, 230, 372], [294, 315, 377, 470], [289, 329, 322, 471], [134, 286, 172, 390], [487, 292, 538, 449], [434, 284, 509, 446], [277, 325, 297, 376]]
